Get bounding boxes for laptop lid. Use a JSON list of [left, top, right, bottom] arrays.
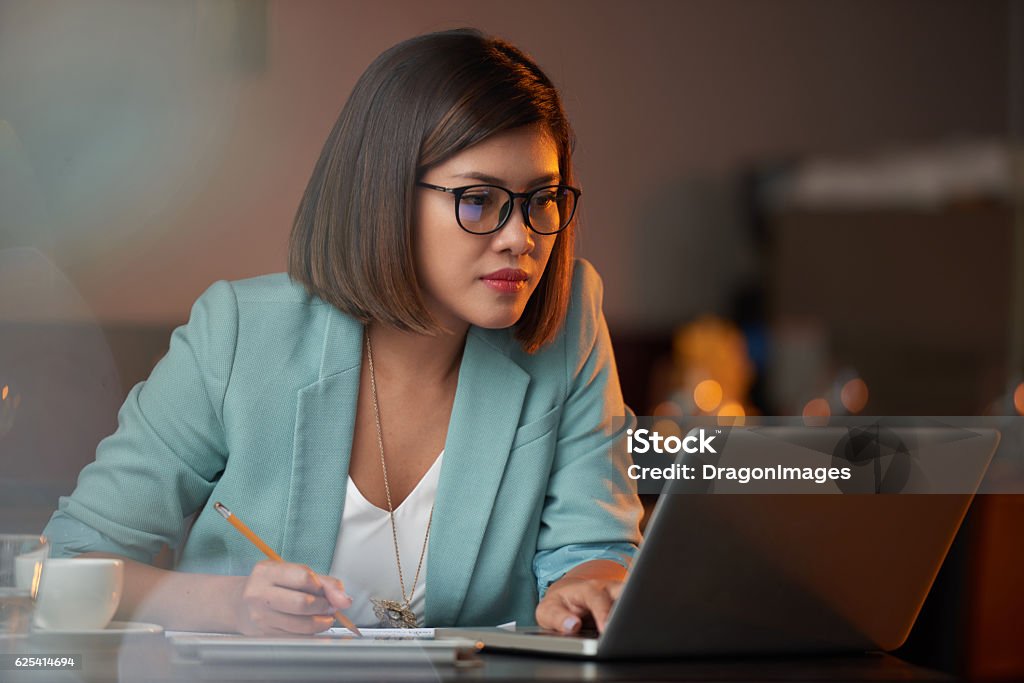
[[597, 426, 999, 658]]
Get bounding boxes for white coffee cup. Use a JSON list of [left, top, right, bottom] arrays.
[[13, 546, 48, 596], [29, 558, 124, 631]]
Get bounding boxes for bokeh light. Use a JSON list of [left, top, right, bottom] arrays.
[[652, 418, 683, 440], [802, 398, 831, 426], [840, 378, 869, 413], [693, 379, 723, 413], [653, 400, 684, 418], [716, 400, 746, 427]]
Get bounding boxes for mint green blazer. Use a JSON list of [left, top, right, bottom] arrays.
[[44, 258, 642, 627]]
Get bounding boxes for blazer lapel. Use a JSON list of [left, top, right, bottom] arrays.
[[283, 312, 530, 621], [426, 329, 530, 625], [282, 307, 364, 573]]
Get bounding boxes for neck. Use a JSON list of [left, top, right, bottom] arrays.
[[365, 321, 468, 388]]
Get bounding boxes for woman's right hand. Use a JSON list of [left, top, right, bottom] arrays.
[[232, 560, 353, 635]]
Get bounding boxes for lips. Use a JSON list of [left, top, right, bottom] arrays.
[[481, 268, 529, 293], [482, 268, 529, 281]]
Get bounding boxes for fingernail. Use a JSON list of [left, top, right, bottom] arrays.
[[562, 616, 580, 633]]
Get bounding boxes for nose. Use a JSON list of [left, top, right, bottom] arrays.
[[491, 198, 535, 256]]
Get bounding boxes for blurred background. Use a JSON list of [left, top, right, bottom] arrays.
[[0, 0, 1022, 677]]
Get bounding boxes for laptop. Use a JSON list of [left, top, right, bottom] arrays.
[[437, 426, 1000, 658]]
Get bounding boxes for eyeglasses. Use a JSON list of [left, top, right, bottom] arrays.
[[417, 182, 581, 235]]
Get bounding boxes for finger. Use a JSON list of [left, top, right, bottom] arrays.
[[318, 575, 353, 610], [608, 582, 625, 601], [242, 620, 329, 637], [574, 582, 614, 632], [535, 595, 583, 635], [320, 574, 345, 593], [261, 562, 326, 595], [262, 610, 337, 635], [260, 585, 335, 616]]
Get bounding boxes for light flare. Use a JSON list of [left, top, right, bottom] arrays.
[[840, 378, 869, 414], [716, 401, 746, 427], [802, 398, 831, 426], [693, 379, 723, 413]]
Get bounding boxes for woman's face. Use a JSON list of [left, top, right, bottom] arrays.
[[414, 125, 562, 333]]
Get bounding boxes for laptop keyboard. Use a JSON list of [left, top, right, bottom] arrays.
[[524, 628, 599, 639]]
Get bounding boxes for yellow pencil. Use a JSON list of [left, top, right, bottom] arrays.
[[214, 501, 363, 637]]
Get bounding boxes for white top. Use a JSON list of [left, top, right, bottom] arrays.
[[329, 452, 443, 627]]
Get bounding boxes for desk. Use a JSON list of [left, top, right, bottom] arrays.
[[3, 632, 953, 683]]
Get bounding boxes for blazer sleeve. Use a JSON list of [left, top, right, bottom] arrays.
[[43, 280, 238, 563], [532, 260, 643, 595]]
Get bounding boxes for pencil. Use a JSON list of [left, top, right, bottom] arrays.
[[214, 501, 363, 637]]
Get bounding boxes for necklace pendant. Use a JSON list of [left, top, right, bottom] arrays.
[[371, 598, 419, 629]]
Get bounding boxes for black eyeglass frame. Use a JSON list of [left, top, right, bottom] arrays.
[[417, 182, 582, 235]]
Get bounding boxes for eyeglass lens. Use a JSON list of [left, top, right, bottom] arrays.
[[457, 186, 576, 234]]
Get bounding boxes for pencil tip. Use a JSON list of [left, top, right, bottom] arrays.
[[213, 501, 231, 520]]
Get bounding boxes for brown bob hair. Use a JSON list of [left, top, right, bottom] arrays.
[[288, 28, 577, 354]]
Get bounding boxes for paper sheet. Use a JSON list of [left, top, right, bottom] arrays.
[[167, 621, 515, 640], [324, 627, 434, 639]]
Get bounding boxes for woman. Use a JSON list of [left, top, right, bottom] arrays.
[[43, 28, 641, 635]]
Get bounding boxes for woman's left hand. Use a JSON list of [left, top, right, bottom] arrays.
[[535, 560, 628, 634]]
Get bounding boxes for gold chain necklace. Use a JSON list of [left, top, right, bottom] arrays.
[[365, 331, 434, 629]]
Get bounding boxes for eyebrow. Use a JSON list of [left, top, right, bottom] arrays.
[[453, 172, 562, 187]]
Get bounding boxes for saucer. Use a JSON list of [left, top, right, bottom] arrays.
[[29, 621, 163, 648], [34, 621, 163, 636]]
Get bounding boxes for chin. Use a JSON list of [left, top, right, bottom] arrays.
[[470, 306, 525, 330]]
